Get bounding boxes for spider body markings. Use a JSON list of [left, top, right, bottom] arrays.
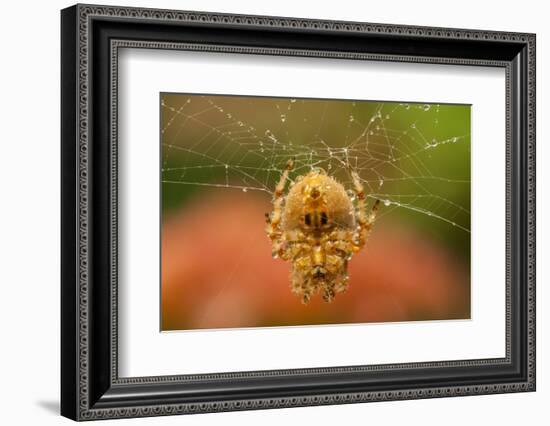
[[266, 159, 380, 304]]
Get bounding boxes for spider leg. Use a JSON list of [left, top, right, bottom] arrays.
[[322, 289, 334, 303], [351, 171, 380, 251], [322, 253, 349, 300], [282, 240, 309, 261], [266, 159, 294, 255], [334, 274, 349, 294], [266, 159, 294, 238], [326, 237, 355, 258], [291, 269, 314, 304]]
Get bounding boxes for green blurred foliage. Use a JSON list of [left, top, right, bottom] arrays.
[[161, 94, 470, 263]]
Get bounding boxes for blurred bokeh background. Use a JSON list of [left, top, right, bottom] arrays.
[[160, 93, 471, 331]]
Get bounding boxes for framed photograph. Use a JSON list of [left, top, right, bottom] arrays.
[[61, 3, 536, 421]]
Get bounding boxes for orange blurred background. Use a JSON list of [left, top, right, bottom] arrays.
[[161, 189, 470, 331], [161, 94, 471, 331]]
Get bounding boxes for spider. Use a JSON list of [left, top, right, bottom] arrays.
[[266, 159, 380, 304]]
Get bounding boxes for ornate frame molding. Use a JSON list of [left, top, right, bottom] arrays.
[[61, 4, 535, 421]]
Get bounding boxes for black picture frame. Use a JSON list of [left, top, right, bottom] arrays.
[[61, 3, 536, 421]]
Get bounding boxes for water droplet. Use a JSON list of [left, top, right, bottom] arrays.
[[264, 130, 278, 143], [226, 113, 232, 118], [290, 99, 297, 103], [225, 164, 229, 169], [405, 104, 410, 110], [328, 163, 332, 169], [242, 187, 248, 192], [385, 114, 390, 119], [280, 114, 286, 122], [410, 123, 416, 129], [379, 179, 384, 187], [346, 189, 356, 201], [237, 121, 244, 126], [369, 131, 374, 135], [423, 104, 431, 111], [376, 125, 380, 130], [384, 199, 391, 206], [452, 137, 458, 143], [349, 116, 354, 122], [272, 251, 279, 259]]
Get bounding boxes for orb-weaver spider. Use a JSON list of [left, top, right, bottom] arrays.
[[266, 159, 380, 303]]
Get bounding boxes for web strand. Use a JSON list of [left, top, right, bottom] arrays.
[[161, 95, 470, 233]]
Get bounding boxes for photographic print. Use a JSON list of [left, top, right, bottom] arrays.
[[160, 93, 471, 331], [61, 7, 536, 418]]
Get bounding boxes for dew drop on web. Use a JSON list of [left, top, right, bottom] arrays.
[[160, 96, 471, 234]]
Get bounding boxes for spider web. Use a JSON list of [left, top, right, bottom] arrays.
[[161, 94, 470, 233]]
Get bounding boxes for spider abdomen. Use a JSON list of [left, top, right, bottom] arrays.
[[266, 162, 379, 304], [281, 171, 355, 233]]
